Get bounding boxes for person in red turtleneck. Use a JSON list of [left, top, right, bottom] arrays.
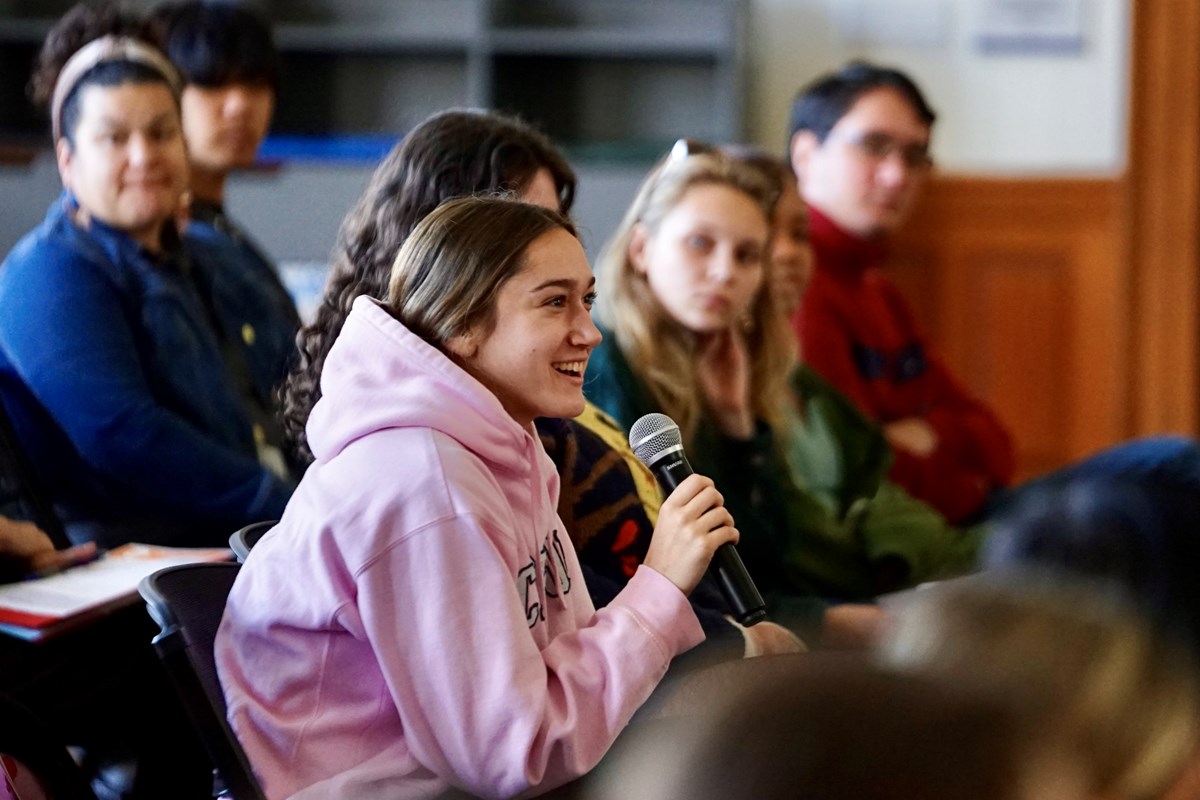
[[787, 61, 1014, 522]]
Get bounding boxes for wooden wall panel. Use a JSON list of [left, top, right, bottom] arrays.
[[971, 251, 1071, 478], [1125, 1, 1200, 436], [869, 3, 1200, 481], [887, 177, 1122, 480]]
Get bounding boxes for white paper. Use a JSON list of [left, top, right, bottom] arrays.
[[0, 544, 230, 622]]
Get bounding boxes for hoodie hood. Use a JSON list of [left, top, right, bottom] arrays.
[[308, 296, 535, 478]]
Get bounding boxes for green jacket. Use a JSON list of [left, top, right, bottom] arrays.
[[586, 337, 982, 604], [789, 366, 984, 590]]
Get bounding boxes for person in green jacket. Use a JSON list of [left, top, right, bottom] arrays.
[[588, 141, 980, 612], [743, 146, 983, 592]]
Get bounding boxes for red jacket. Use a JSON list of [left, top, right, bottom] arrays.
[[794, 205, 1015, 522]]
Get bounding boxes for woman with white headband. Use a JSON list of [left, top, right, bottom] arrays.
[[0, 2, 294, 549]]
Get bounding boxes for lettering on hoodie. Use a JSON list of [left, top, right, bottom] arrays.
[[517, 529, 573, 629]]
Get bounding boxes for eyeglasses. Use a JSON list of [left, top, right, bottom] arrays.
[[829, 130, 933, 170]]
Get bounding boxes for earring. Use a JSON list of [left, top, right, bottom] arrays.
[[740, 310, 755, 334]]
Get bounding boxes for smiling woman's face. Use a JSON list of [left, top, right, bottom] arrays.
[[56, 80, 188, 250], [447, 227, 602, 429]]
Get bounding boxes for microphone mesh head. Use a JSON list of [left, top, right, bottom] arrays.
[[628, 413, 683, 466]]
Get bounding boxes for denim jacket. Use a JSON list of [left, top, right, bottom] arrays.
[[0, 194, 292, 547], [185, 200, 301, 403]]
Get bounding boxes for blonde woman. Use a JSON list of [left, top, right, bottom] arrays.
[[588, 142, 887, 638]]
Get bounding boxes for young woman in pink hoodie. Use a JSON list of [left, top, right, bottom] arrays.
[[215, 196, 738, 799]]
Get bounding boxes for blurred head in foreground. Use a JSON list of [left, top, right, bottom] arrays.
[[877, 574, 1200, 800], [583, 652, 1089, 800], [984, 476, 1200, 662]]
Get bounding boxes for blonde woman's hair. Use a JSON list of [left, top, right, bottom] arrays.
[[878, 574, 1200, 800], [385, 195, 577, 350], [596, 148, 795, 445]]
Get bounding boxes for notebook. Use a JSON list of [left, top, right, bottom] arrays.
[[0, 543, 231, 641]]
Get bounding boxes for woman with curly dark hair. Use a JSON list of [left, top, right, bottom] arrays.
[[280, 108, 574, 463]]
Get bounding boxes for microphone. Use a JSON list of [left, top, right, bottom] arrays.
[[628, 413, 768, 627]]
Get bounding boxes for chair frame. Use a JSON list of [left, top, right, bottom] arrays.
[[228, 520, 276, 564], [139, 562, 265, 800]]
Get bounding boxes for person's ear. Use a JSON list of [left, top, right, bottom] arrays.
[[789, 130, 820, 184], [444, 328, 479, 361], [55, 138, 73, 192], [628, 222, 652, 276]]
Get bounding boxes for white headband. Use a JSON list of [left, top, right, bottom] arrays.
[[51, 35, 182, 142]]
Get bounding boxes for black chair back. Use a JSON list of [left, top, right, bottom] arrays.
[[228, 520, 276, 564], [138, 563, 265, 800]]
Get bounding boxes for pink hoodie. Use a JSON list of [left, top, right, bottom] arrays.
[[215, 297, 703, 799]]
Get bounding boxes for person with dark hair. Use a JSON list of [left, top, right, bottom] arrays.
[[789, 59, 1200, 526], [0, 0, 292, 548], [148, 0, 300, 422], [788, 60, 1011, 524], [0, 3, 241, 770], [147, 0, 280, 206], [788, 60, 936, 158], [278, 108, 804, 661], [280, 108, 575, 463], [217, 196, 738, 798]]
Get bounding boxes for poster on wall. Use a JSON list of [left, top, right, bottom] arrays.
[[831, 0, 950, 47], [973, 0, 1086, 55]]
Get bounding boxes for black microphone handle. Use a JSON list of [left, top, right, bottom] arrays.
[[653, 451, 768, 627]]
